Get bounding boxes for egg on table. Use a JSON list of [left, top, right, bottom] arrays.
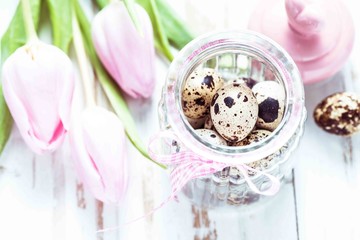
[[210, 83, 258, 142], [252, 81, 285, 131], [314, 92, 360, 136], [182, 68, 224, 119]]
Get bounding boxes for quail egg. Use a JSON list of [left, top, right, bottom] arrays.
[[204, 115, 215, 130], [252, 81, 285, 131], [210, 83, 258, 142], [195, 129, 227, 145], [227, 78, 257, 89], [314, 92, 360, 136], [182, 68, 224, 119], [232, 129, 271, 146], [186, 116, 206, 129], [237, 77, 257, 89]]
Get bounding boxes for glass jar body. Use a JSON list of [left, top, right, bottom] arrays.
[[159, 31, 306, 208]]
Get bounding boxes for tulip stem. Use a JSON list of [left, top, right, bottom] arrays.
[[72, 9, 96, 107], [123, 0, 144, 37], [21, 0, 38, 41]]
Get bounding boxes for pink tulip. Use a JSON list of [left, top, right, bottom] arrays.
[[92, 1, 156, 99], [2, 41, 74, 154], [69, 106, 129, 204]]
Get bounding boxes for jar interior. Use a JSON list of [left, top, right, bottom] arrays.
[[179, 49, 288, 150]]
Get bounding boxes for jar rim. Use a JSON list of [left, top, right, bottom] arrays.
[[164, 30, 305, 164]]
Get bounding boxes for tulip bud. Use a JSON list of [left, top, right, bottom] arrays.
[[69, 106, 129, 204], [92, 1, 156, 99], [2, 41, 74, 154]]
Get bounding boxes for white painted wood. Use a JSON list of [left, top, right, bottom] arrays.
[[293, 66, 360, 240], [291, 0, 360, 238]]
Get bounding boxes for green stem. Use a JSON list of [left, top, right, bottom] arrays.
[[123, 0, 144, 37], [148, 0, 173, 61], [21, 0, 38, 41], [94, 0, 109, 9], [72, 9, 96, 107]]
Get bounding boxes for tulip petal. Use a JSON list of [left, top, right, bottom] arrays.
[[70, 107, 129, 204], [2, 41, 74, 154], [58, 56, 75, 131], [2, 70, 46, 154], [70, 111, 105, 200], [92, 2, 156, 99]]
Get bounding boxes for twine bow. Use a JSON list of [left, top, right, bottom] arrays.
[[148, 130, 281, 197]]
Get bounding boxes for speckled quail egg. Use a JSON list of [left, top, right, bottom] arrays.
[[232, 129, 271, 146], [195, 129, 227, 145], [246, 157, 275, 175], [210, 83, 258, 142], [182, 68, 224, 119], [227, 78, 257, 89], [204, 115, 215, 130], [186, 116, 206, 129], [237, 77, 258, 89], [252, 81, 285, 131], [314, 92, 360, 136]]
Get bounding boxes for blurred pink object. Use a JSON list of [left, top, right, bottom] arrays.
[[92, 1, 155, 98], [69, 106, 129, 204], [249, 0, 354, 84], [2, 41, 74, 154]]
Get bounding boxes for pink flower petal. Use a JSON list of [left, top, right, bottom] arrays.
[[92, 2, 156, 99], [70, 107, 129, 204], [2, 41, 74, 154]]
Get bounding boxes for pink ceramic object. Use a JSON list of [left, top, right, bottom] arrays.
[[249, 0, 355, 84]]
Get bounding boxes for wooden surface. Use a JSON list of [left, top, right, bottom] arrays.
[[1, 0, 360, 239]]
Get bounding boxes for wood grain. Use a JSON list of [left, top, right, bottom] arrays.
[[192, 205, 217, 240], [76, 182, 87, 209]]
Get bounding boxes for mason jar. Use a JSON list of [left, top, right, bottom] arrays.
[[157, 31, 306, 208]]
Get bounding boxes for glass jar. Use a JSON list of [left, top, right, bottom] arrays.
[[158, 31, 306, 208]]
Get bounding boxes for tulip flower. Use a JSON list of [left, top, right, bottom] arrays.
[[92, 1, 156, 99], [2, 41, 75, 154], [69, 106, 129, 204]]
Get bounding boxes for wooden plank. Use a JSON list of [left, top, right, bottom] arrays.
[[52, 145, 67, 240], [0, 130, 54, 239], [204, 176, 298, 240], [294, 62, 360, 240], [147, 173, 298, 240]]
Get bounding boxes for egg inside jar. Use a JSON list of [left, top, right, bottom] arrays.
[[181, 53, 286, 179]]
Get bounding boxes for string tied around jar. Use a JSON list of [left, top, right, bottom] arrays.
[[148, 130, 281, 197]]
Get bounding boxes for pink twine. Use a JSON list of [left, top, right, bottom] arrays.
[[148, 130, 280, 196], [97, 130, 280, 233]]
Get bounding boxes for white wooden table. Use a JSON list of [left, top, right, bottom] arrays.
[[1, 0, 360, 239]]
